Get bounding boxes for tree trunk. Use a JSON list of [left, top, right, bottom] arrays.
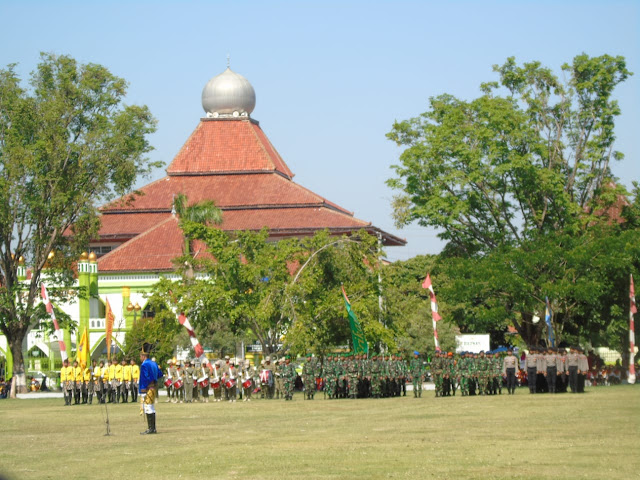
[[9, 335, 27, 397]]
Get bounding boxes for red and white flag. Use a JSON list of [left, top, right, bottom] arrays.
[[629, 274, 636, 384], [40, 283, 68, 362], [178, 313, 208, 365], [422, 273, 442, 352]]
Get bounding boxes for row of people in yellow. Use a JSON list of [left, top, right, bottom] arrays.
[[59, 358, 140, 405]]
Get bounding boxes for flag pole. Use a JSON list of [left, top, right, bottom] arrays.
[[629, 274, 636, 385]]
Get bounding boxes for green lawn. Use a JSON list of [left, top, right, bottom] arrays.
[[1, 386, 638, 479]]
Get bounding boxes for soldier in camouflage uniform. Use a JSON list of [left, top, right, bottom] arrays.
[[283, 357, 297, 400], [275, 358, 286, 400], [369, 355, 380, 398], [322, 356, 334, 399], [409, 351, 424, 398], [346, 354, 359, 399], [458, 352, 471, 396], [302, 354, 317, 400], [431, 352, 443, 397], [476, 351, 489, 395]]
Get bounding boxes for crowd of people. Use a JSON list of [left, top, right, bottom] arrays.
[[54, 345, 633, 407], [59, 358, 140, 405]]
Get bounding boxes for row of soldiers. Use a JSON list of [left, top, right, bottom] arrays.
[[429, 350, 507, 397], [59, 358, 140, 406], [302, 353, 411, 399]]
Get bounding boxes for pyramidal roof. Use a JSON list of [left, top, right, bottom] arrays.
[[95, 72, 405, 273]]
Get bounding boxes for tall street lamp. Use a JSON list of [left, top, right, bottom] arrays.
[[127, 302, 141, 326]]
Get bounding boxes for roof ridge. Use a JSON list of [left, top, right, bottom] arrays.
[[100, 176, 170, 211], [166, 121, 203, 174], [250, 122, 294, 179], [274, 174, 354, 216]]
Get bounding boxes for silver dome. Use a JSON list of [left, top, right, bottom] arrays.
[[201, 67, 256, 117]]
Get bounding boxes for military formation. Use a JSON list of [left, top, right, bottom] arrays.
[[59, 358, 140, 405], [59, 346, 590, 406]]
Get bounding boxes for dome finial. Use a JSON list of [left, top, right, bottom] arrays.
[[202, 65, 256, 117]]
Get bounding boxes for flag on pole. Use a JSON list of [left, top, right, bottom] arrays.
[[545, 297, 555, 347], [341, 286, 369, 355], [76, 327, 89, 368], [422, 273, 441, 352], [629, 274, 636, 384], [40, 283, 68, 362], [178, 313, 209, 364], [105, 299, 115, 360]]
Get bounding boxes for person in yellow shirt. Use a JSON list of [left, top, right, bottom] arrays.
[[130, 359, 140, 403], [82, 363, 91, 404], [108, 359, 117, 403], [101, 361, 110, 404], [60, 359, 74, 406], [72, 360, 82, 405], [115, 359, 124, 404], [93, 360, 103, 404], [122, 359, 132, 403]]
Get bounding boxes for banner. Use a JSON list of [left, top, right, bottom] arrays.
[[105, 299, 115, 360], [422, 273, 442, 352], [40, 283, 68, 362], [76, 327, 89, 368], [630, 274, 636, 384], [178, 313, 209, 365], [341, 285, 368, 355], [545, 297, 555, 347]]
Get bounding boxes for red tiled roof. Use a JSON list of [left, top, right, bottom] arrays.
[[91, 116, 406, 273], [165, 118, 293, 178], [97, 217, 184, 272], [101, 173, 351, 215]]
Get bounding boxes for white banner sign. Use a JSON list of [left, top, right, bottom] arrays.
[[455, 334, 490, 353]]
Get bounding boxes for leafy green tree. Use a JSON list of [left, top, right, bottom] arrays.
[[0, 54, 157, 395], [386, 54, 636, 346], [122, 308, 181, 367], [382, 255, 458, 357], [152, 227, 385, 357]]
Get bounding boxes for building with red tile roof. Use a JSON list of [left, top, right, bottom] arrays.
[[93, 67, 405, 273]]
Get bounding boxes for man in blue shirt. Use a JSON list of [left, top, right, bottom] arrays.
[[139, 343, 163, 435]]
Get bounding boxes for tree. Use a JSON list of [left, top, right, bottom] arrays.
[[382, 255, 459, 357], [151, 226, 385, 357], [0, 54, 157, 396], [387, 54, 636, 345]]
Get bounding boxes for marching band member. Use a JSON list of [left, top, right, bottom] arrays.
[[224, 358, 238, 402], [93, 360, 104, 404], [115, 358, 124, 403], [72, 360, 82, 405], [123, 358, 132, 403], [108, 358, 117, 403], [212, 360, 222, 402], [242, 359, 255, 402], [61, 359, 73, 406], [198, 362, 210, 403], [131, 359, 139, 403], [82, 362, 91, 404]]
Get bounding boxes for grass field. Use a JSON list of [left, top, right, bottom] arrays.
[[1, 386, 638, 479]]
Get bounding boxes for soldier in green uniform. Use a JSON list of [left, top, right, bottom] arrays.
[[458, 352, 470, 396], [476, 351, 489, 395], [347, 354, 359, 399], [431, 352, 443, 397], [302, 354, 316, 400], [283, 357, 297, 400], [409, 351, 424, 398]]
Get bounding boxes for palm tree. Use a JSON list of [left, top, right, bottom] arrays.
[[173, 193, 223, 277]]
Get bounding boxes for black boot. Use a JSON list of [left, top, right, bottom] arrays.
[[141, 413, 157, 435]]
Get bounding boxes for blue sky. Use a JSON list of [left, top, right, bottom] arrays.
[[1, 1, 638, 261]]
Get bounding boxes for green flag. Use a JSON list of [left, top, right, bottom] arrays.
[[341, 285, 368, 354]]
